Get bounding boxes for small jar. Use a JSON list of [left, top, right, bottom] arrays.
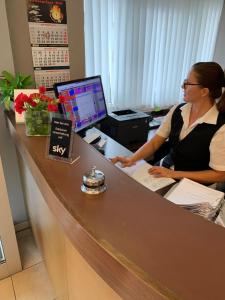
[[81, 166, 106, 195]]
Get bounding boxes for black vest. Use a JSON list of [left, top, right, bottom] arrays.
[[169, 104, 225, 171]]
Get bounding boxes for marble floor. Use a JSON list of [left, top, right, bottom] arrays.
[[0, 228, 56, 300]]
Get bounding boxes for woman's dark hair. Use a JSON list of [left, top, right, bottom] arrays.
[[192, 62, 225, 113]]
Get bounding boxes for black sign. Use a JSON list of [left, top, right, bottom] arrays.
[[48, 118, 72, 158]]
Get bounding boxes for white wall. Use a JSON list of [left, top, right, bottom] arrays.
[[0, 0, 28, 224], [0, 0, 14, 73]]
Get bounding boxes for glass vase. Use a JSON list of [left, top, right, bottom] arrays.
[[25, 110, 50, 136]]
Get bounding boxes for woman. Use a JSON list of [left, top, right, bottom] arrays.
[[111, 62, 225, 184]]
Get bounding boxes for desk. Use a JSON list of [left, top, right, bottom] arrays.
[[84, 127, 133, 158], [6, 111, 225, 300], [85, 127, 172, 196]]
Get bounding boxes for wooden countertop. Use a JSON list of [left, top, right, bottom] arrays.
[[6, 112, 225, 300]]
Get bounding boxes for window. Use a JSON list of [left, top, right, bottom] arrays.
[[84, 0, 223, 110]]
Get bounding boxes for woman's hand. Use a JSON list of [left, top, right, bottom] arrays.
[[148, 166, 175, 178], [110, 156, 135, 167]]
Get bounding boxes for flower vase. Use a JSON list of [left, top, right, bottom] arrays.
[[25, 110, 50, 136]]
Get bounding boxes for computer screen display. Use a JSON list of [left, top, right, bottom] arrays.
[[54, 76, 107, 133]]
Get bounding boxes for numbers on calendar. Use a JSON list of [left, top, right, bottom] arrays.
[[32, 47, 70, 68], [29, 23, 68, 45], [35, 70, 70, 88]]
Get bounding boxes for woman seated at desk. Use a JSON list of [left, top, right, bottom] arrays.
[[111, 61, 225, 185]]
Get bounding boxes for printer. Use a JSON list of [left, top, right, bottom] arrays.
[[100, 109, 152, 147]]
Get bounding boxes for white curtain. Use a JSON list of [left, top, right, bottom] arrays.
[[84, 0, 223, 110]]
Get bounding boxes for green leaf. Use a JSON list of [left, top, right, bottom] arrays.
[[0, 70, 34, 108], [21, 75, 33, 87], [0, 96, 6, 104], [14, 74, 20, 87], [0, 79, 8, 89], [1, 70, 14, 82], [20, 75, 29, 82], [2, 96, 11, 110]]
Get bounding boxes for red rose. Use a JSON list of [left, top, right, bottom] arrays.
[[48, 104, 58, 112], [15, 93, 29, 105], [59, 95, 65, 103], [26, 96, 33, 104], [15, 93, 29, 113], [39, 86, 46, 94], [30, 93, 39, 99], [17, 108, 25, 114], [30, 100, 37, 107]]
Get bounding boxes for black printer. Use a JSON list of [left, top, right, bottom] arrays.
[[100, 109, 152, 147]]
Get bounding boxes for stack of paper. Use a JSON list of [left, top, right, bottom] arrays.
[[165, 178, 224, 220], [115, 160, 175, 192], [215, 200, 225, 227]]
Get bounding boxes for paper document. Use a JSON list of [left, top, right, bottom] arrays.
[[164, 178, 224, 220], [217, 200, 225, 227], [165, 178, 224, 207], [115, 160, 146, 176], [215, 214, 225, 227], [115, 160, 175, 191]]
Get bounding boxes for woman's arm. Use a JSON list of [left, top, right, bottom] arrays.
[[149, 167, 225, 184], [110, 134, 166, 167]]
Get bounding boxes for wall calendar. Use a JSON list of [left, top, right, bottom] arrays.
[[34, 69, 70, 88], [26, 0, 70, 90], [32, 47, 70, 68], [29, 23, 68, 45]]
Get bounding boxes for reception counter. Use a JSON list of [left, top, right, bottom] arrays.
[[6, 112, 225, 300]]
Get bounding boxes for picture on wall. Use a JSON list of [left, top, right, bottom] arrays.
[[27, 0, 67, 24]]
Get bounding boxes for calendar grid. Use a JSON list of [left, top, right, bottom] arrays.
[[27, 0, 71, 90]]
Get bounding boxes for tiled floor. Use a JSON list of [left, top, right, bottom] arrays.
[[16, 229, 42, 269], [0, 228, 56, 300]]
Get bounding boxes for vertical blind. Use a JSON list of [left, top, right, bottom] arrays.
[[84, 0, 223, 110]]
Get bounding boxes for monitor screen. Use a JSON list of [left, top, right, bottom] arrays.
[[54, 76, 107, 133]]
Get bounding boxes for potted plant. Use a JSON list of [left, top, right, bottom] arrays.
[[0, 70, 33, 110], [14, 86, 65, 136]]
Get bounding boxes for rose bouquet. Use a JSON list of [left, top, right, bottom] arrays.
[[14, 86, 64, 114], [14, 86, 65, 136]]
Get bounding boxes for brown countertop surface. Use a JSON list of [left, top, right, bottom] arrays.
[[7, 112, 225, 300]]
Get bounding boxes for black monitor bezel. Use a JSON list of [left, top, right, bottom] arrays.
[[53, 75, 108, 133]]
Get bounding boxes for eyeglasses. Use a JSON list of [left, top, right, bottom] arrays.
[[182, 80, 202, 89]]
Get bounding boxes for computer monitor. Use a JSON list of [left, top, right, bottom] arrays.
[[54, 76, 108, 133]]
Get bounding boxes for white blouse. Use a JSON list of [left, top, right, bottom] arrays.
[[156, 103, 225, 171]]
